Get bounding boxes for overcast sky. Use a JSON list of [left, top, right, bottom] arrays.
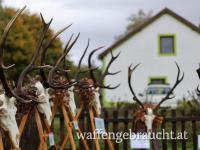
[[2, 0, 200, 65]]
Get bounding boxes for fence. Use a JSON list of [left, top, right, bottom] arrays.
[[51, 108, 200, 150]]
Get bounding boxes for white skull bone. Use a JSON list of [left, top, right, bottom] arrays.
[[67, 86, 77, 115], [92, 87, 101, 115], [34, 81, 52, 126], [0, 94, 20, 148], [144, 108, 155, 132]]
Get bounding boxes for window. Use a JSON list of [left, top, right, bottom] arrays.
[[149, 77, 167, 85], [146, 87, 171, 95], [158, 34, 176, 55]]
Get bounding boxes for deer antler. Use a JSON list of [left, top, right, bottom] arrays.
[[62, 33, 74, 81], [74, 40, 103, 88], [155, 62, 184, 110], [98, 51, 121, 89], [196, 63, 200, 79], [14, 14, 53, 103], [0, 6, 33, 103], [128, 64, 144, 108], [196, 86, 200, 96], [88, 46, 104, 85], [47, 33, 80, 88], [88, 47, 120, 89], [75, 39, 90, 79], [16, 14, 52, 88], [39, 24, 72, 88]]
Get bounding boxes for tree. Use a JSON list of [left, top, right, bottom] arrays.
[[0, 7, 63, 80], [116, 9, 153, 40]]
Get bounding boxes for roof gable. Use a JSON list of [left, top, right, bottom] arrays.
[[99, 8, 200, 59]]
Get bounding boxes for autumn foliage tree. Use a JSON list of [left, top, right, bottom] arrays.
[[0, 6, 63, 80]]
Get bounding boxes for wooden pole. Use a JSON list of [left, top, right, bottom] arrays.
[[61, 105, 76, 150], [19, 110, 30, 138], [60, 105, 82, 144], [89, 107, 100, 150], [35, 108, 48, 150], [0, 132, 4, 150], [60, 105, 89, 150], [51, 99, 59, 120], [93, 107, 115, 150], [69, 109, 89, 150]]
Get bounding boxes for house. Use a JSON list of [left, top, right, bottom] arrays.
[[98, 8, 200, 107]]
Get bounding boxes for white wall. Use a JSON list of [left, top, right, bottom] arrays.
[[102, 14, 200, 105]]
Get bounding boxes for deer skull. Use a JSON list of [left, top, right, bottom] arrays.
[[144, 108, 155, 132], [67, 86, 77, 115], [0, 94, 20, 148], [128, 63, 183, 134], [35, 81, 52, 126], [93, 87, 101, 115]]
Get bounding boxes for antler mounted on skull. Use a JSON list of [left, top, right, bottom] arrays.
[[0, 7, 30, 149], [0, 6, 70, 148], [77, 48, 121, 115], [128, 62, 184, 132], [43, 34, 91, 116], [88, 48, 120, 89]]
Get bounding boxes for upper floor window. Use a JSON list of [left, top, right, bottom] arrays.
[[149, 77, 167, 85], [158, 34, 176, 56]]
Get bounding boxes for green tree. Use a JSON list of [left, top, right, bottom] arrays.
[[0, 7, 63, 80]]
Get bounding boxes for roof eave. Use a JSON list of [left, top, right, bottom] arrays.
[[98, 8, 200, 60]]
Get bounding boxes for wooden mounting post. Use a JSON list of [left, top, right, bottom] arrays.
[[64, 104, 115, 150], [35, 108, 48, 150], [93, 107, 115, 150], [52, 96, 88, 150], [60, 104, 76, 150], [35, 107, 57, 150], [0, 132, 4, 150], [19, 109, 31, 138], [60, 105, 89, 150], [89, 107, 101, 150]]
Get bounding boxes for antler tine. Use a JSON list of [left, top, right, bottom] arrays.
[[39, 24, 72, 88], [0, 6, 26, 69], [78, 66, 99, 74], [0, 6, 27, 99], [75, 39, 90, 79], [0, 6, 26, 59], [97, 83, 121, 90], [101, 51, 121, 80], [196, 63, 200, 79], [55, 33, 80, 68], [78, 39, 90, 70], [40, 13, 53, 27], [48, 33, 79, 74], [155, 62, 184, 110], [60, 33, 76, 81], [196, 85, 200, 96], [88, 46, 104, 84], [63, 33, 75, 53], [43, 24, 72, 54], [2, 64, 15, 70], [62, 33, 75, 81], [128, 64, 144, 108]]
